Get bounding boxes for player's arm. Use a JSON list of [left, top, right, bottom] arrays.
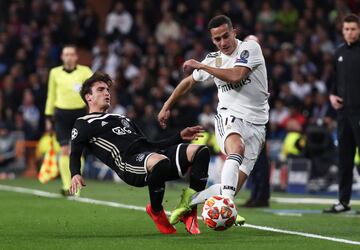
[[149, 126, 204, 149], [184, 59, 250, 85], [44, 69, 56, 116], [69, 120, 88, 195], [158, 75, 197, 128], [329, 51, 343, 110]]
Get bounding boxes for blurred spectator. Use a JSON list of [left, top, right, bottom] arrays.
[[289, 70, 311, 101], [0, 122, 23, 179], [18, 88, 40, 134], [92, 37, 119, 79], [276, 0, 299, 38], [280, 99, 306, 132], [155, 11, 181, 45], [105, 1, 133, 39], [198, 104, 215, 130], [256, 1, 276, 33], [269, 98, 289, 139], [76, 3, 99, 49]]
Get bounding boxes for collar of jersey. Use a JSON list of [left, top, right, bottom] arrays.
[[62, 66, 77, 73]]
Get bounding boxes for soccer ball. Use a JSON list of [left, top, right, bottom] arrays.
[[201, 195, 237, 231]]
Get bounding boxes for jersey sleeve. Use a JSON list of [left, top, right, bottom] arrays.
[[149, 132, 183, 149], [234, 40, 263, 70], [192, 56, 214, 82], [69, 119, 90, 177], [45, 68, 56, 116]]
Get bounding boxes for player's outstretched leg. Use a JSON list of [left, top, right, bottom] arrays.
[[169, 187, 196, 225], [180, 207, 200, 234], [234, 214, 246, 226], [146, 204, 177, 234]]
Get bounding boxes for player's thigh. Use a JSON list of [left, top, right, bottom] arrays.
[[224, 133, 245, 155], [214, 113, 246, 155], [122, 152, 154, 187]]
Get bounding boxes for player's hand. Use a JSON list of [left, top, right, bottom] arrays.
[[180, 125, 205, 141], [69, 174, 86, 195], [45, 117, 53, 132], [158, 108, 170, 129], [329, 94, 343, 110], [183, 59, 203, 71]]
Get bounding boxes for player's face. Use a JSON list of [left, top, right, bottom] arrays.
[[61, 47, 78, 68], [88, 81, 110, 112], [210, 24, 237, 55], [342, 22, 360, 45]]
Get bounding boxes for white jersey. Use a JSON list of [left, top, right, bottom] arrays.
[[193, 39, 269, 124]]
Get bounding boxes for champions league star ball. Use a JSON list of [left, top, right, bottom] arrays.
[[201, 196, 237, 231]]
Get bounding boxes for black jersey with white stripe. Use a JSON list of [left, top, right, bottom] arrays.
[[70, 112, 182, 177]]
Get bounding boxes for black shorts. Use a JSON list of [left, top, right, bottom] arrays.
[[54, 108, 87, 146], [118, 143, 190, 187]]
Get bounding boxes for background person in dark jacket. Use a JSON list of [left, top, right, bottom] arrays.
[[324, 14, 360, 213]]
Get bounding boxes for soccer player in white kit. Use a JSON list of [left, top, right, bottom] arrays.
[[158, 15, 269, 226]]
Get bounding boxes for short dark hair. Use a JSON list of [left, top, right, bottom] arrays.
[[80, 71, 112, 105], [208, 15, 233, 31], [62, 44, 77, 51], [343, 13, 360, 25]]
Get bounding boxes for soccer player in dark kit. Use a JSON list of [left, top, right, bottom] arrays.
[[69, 72, 210, 235]]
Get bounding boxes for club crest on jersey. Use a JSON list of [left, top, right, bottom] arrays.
[[237, 50, 249, 64], [338, 56, 343, 62], [71, 128, 78, 140], [215, 56, 222, 67], [112, 126, 131, 135], [136, 153, 145, 162], [121, 119, 130, 128]]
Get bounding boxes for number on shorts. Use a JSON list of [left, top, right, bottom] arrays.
[[225, 115, 236, 125]]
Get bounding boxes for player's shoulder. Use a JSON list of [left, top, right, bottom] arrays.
[[205, 51, 221, 59], [77, 112, 127, 123], [240, 39, 261, 50], [76, 64, 92, 73], [50, 65, 64, 73], [77, 113, 104, 122], [336, 42, 346, 51]]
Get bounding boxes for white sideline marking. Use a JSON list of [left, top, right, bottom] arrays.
[[272, 197, 360, 205], [1, 184, 360, 246]]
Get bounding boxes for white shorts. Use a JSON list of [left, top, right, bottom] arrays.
[[214, 112, 266, 176]]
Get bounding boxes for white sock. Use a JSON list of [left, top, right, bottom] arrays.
[[190, 184, 221, 206], [221, 154, 243, 200]]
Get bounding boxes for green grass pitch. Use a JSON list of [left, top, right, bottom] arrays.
[[0, 178, 359, 250]]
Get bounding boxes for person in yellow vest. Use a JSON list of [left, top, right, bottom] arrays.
[[44, 45, 92, 196]]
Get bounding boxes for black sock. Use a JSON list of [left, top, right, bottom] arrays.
[[147, 158, 171, 212], [190, 146, 210, 191]]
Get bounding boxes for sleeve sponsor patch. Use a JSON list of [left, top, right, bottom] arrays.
[[236, 50, 249, 64]]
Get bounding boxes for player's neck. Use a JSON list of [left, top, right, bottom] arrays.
[[89, 107, 108, 114]]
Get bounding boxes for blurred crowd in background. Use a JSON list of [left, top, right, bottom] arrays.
[[0, 0, 359, 187]]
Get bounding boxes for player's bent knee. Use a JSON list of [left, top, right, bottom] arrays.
[[187, 144, 207, 162], [189, 145, 210, 191], [191, 145, 210, 163]]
